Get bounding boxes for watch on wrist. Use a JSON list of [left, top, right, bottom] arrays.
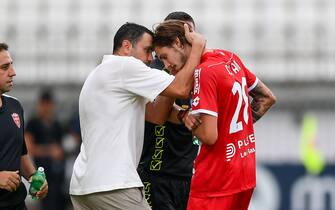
[[177, 108, 190, 123]]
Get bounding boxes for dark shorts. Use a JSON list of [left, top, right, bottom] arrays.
[[0, 201, 27, 210], [139, 169, 191, 210], [187, 188, 254, 210]]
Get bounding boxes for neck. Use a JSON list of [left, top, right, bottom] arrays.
[[114, 51, 122, 56], [186, 45, 210, 58], [113, 49, 129, 56], [202, 48, 211, 55], [201, 48, 213, 55]]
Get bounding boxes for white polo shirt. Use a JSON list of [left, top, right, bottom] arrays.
[[70, 55, 174, 195]]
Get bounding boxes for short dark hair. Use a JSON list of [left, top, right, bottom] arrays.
[[39, 88, 54, 102], [0, 43, 9, 52], [153, 20, 190, 48], [113, 23, 154, 53], [164, 11, 195, 27]]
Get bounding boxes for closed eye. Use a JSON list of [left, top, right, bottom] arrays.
[[159, 55, 166, 61]]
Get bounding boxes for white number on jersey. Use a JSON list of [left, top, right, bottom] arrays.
[[229, 77, 249, 134]]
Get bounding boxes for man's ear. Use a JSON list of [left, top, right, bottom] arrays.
[[173, 37, 184, 49], [121, 40, 132, 55]]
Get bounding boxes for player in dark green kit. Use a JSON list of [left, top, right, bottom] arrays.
[[138, 12, 198, 210]]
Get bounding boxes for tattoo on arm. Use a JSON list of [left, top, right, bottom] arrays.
[[252, 109, 262, 123], [249, 81, 276, 123]]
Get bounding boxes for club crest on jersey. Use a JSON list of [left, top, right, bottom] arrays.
[[192, 96, 200, 107], [11, 113, 21, 128]]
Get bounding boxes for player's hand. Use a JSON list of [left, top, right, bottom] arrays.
[[0, 171, 21, 192], [184, 24, 206, 49], [28, 176, 48, 199], [183, 112, 202, 131], [36, 179, 48, 199]]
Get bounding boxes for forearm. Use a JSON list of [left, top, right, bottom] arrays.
[[251, 99, 270, 123], [145, 96, 175, 125], [167, 104, 186, 124], [20, 155, 36, 180], [191, 114, 217, 145], [250, 81, 276, 123]]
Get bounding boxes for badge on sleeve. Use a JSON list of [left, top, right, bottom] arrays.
[[11, 113, 21, 128]]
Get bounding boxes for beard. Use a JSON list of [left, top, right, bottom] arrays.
[[174, 48, 188, 72], [0, 85, 12, 94]]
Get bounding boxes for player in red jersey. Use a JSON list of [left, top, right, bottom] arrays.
[[153, 20, 276, 210]]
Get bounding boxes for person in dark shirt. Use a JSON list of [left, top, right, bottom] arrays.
[[25, 89, 66, 210], [0, 42, 48, 210], [138, 12, 198, 210]]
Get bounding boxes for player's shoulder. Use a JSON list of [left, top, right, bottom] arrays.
[[127, 56, 145, 65], [216, 49, 244, 62], [198, 49, 233, 70], [216, 49, 234, 57], [2, 94, 23, 109], [121, 56, 150, 71], [3, 94, 20, 103], [100, 55, 148, 76], [101, 55, 142, 66]]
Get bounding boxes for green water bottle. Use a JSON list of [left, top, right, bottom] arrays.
[[29, 167, 46, 200]]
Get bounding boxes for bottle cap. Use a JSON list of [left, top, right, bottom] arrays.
[[37, 167, 44, 172]]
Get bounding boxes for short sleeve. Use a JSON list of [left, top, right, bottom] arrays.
[[191, 68, 218, 117], [233, 54, 258, 92], [122, 57, 175, 102], [21, 110, 27, 155], [22, 138, 28, 155]]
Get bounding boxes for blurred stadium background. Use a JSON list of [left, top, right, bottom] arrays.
[[1, 0, 334, 209]]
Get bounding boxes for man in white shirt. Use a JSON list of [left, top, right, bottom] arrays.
[[70, 23, 205, 210]]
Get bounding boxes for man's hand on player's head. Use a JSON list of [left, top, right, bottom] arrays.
[[184, 24, 206, 48]]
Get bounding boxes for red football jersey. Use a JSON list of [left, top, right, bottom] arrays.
[[190, 49, 258, 197]]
